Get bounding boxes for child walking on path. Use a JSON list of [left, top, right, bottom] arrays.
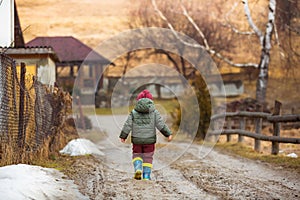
[[119, 90, 172, 180]]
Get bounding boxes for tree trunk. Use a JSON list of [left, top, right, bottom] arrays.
[[256, 49, 270, 105], [255, 0, 276, 106]]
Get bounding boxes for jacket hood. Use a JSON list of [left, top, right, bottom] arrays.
[[134, 98, 155, 113]]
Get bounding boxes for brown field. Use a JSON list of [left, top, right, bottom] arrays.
[[16, 0, 269, 49], [16, 0, 131, 48]]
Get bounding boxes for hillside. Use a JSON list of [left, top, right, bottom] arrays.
[[16, 0, 131, 48], [15, 0, 266, 48]]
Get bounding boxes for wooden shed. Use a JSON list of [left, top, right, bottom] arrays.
[[0, 47, 59, 86]]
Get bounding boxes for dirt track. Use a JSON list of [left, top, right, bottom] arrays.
[[63, 115, 300, 199], [67, 139, 300, 200]]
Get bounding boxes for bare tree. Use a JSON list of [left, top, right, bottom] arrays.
[[243, 0, 276, 105], [128, 0, 190, 77], [128, 0, 237, 78], [149, 0, 280, 106]]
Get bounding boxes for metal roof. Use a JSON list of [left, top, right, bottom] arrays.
[[0, 46, 59, 62]]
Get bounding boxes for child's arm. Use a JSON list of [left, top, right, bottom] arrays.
[[119, 112, 133, 142], [154, 110, 172, 140], [167, 135, 173, 142]]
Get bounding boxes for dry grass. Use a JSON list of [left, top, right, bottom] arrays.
[[31, 153, 84, 172], [0, 119, 78, 167], [214, 142, 300, 174]]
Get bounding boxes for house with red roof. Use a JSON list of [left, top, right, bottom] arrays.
[[26, 36, 111, 104]]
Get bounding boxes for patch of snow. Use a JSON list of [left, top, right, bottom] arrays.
[[60, 138, 105, 156], [286, 153, 298, 158], [0, 164, 88, 200], [279, 150, 284, 154]]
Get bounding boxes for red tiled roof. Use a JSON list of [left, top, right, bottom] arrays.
[[26, 36, 110, 64]]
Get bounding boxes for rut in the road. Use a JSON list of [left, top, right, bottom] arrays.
[[63, 156, 104, 200], [64, 153, 215, 199], [97, 158, 215, 199], [65, 142, 300, 200], [170, 145, 300, 200]]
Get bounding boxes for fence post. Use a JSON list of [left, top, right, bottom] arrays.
[[226, 118, 232, 142], [238, 117, 245, 142], [254, 104, 262, 152], [18, 62, 26, 148], [271, 100, 282, 155], [209, 118, 219, 143]]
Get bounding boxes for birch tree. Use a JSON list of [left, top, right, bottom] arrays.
[[150, 0, 277, 106], [243, 0, 276, 105]]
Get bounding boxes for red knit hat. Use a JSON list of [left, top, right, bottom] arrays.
[[136, 89, 153, 100]]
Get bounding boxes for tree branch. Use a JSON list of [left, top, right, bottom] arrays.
[[153, 49, 181, 73], [273, 18, 280, 46], [151, 0, 204, 49], [151, 0, 259, 68], [209, 49, 258, 68], [223, 1, 255, 35], [179, 0, 210, 50], [285, 24, 300, 35], [242, 0, 264, 44]]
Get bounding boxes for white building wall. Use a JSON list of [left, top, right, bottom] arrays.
[[0, 0, 14, 47], [36, 57, 56, 87]]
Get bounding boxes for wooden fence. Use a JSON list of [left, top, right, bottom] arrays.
[[208, 101, 300, 155]]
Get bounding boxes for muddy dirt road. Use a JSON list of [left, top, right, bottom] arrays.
[[70, 115, 300, 200]]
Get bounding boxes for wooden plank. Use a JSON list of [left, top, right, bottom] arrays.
[[211, 112, 300, 123], [211, 111, 271, 120], [267, 114, 300, 123], [208, 129, 300, 144]]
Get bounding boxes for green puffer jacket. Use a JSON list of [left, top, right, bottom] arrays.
[[119, 98, 172, 144]]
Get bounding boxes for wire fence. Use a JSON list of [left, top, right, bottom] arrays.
[[0, 53, 75, 165]]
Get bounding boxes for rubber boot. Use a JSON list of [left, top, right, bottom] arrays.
[[142, 163, 152, 180], [132, 157, 143, 180]]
